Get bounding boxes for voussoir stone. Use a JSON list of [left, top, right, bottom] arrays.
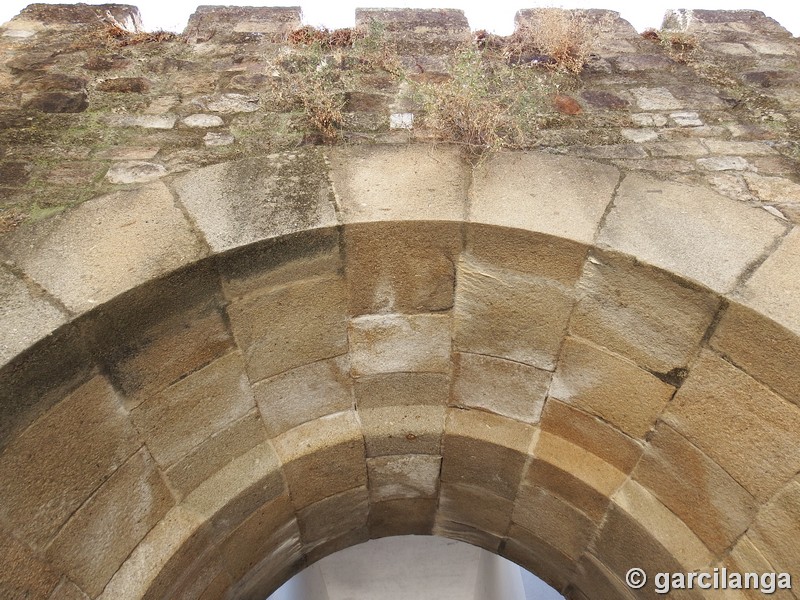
[[368, 454, 441, 501], [172, 151, 337, 252], [327, 144, 469, 223], [0, 182, 206, 314], [597, 173, 786, 293], [469, 151, 619, 244]]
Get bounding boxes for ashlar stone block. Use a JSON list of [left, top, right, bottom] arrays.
[[367, 454, 441, 501]]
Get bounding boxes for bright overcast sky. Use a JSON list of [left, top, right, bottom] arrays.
[[1, 0, 799, 36]]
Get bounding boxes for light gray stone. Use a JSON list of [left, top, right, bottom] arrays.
[[105, 161, 166, 184], [195, 93, 259, 113], [106, 114, 177, 129], [182, 113, 224, 128], [203, 132, 234, 146], [630, 88, 683, 110], [696, 156, 751, 171], [621, 129, 658, 142], [597, 174, 786, 293]]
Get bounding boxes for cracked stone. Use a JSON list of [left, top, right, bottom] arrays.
[[631, 113, 668, 127], [630, 88, 682, 111], [670, 112, 703, 127], [696, 157, 751, 171], [621, 129, 658, 143], [204, 132, 235, 146], [196, 93, 259, 113], [107, 114, 177, 129]]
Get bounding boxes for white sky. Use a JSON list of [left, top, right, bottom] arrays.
[[1, 0, 799, 36]]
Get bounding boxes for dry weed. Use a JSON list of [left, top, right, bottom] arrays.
[[506, 9, 596, 74], [643, 28, 698, 64]]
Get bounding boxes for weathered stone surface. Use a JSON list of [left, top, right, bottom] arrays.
[[452, 352, 550, 424], [165, 410, 268, 498], [193, 93, 259, 114], [185, 6, 301, 40], [203, 132, 234, 146], [0, 264, 65, 366], [748, 479, 800, 577], [272, 411, 367, 509], [438, 483, 513, 536], [227, 275, 348, 383], [526, 431, 626, 522], [465, 224, 588, 285], [540, 399, 643, 474], [96, 77, 150, 93], [663, 350, 800, 501], [182, 441, 285, 541], [433, 520, 502, 553], [369, 498, 437, 537], [297, 487, 369, 549], [570, 251, 719, 373], [23, 91, 88, 113], [597, 481, 714, 591], [0, 532, 61, 600], [47, 579, 89, 600], [327, 145, 468, 223], [0, 182, 205, 314], [597, 173, 786, 293], [172, 151, 336, 252], [45, 449, 174, 597], [106, 114, 177, 129], [645, 140, 708, 157], [469, 152, 618, 244], [572, 554, 637, 600], [441, 408, 535, 500], [0, 376, 139, 551], [630, 87, 683, 110], [85, 264, 234, 408], [512, 488, 595, 560], [254, 355, 351, 437], [550, 337, 675, 439], [354, 372, 449, 408], [348, 313, 451, 376], [368, 454, 441, 500], [632, 423, 757, 554], [454, 257, 575, 371], [181, 114, 224, 128], [725, 535, 796, 600], [344, 221, 460, 315], [710, 302, 800, 407], [697, 156, 751, 171], [581, 90, 629, 109], [503, 525, 574, 592], [131, 351, 255, 468], [737, 228, 800, 335], [105, 161, 166, 184], [359, 404, 445, 456]]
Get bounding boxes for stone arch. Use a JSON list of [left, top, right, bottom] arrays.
[[1, 145, 799, 600]]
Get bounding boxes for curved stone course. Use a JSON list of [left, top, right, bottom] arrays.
[[0, 4, 799, 600]]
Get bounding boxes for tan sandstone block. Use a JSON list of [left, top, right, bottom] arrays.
[[227, 275, 348, 383], [85, 265, 234, 408], [368, 454, 441, 501], [348, 313, 451, 376], [725, 536, 796, 600], [433, 520, 502, 553], [597, 173, 786, 293], [0, 264, 66, 367], [711, 302, 800, 408], [452, 352, 550, 424], [540, 399, 643, 474], [273, 411, 367, 508], [97, 506, 210, 600], [172, 150, 337, 252], [219, 228, 341, 300], [570, 251, 720, 373], [225, 530, 303, 600], [354, 372, 449, 408], [254, 355, 352, 437], [737, 228, 800, 335], [526, 431, 626, 522], [48, 580, 89, 600], [465, 224, 588, 286], [157, 549, 228, 600], [0, 532, 61, 600], [503, 525, 575, 593], [437, 483, 513, 537], [132, 351, 256, 468], [663, 350, 800, 501], [512, 487, 595, 560], [572, 554, 637, 600], [369, 498, 437, 538], [551, 337, 675, 439], [469, 151, 619, 244], [305, 527, 369, 566], [45, 449, 174, 597], [0, 182, 206, 314], [165, 410, 268, 498], [218, 495, 297, 581], [441, 408, 535, 500], [182, 440, 285, 541], [327, 144, 469, 223], [0, 376, 139, 551], [344, 221, 461, 315], [633, 423, 757, 554], [454, 257, 575, 371], [748, 479, 800, 577], [359, 405, 445, 456], [297, 487, 369, 549]]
